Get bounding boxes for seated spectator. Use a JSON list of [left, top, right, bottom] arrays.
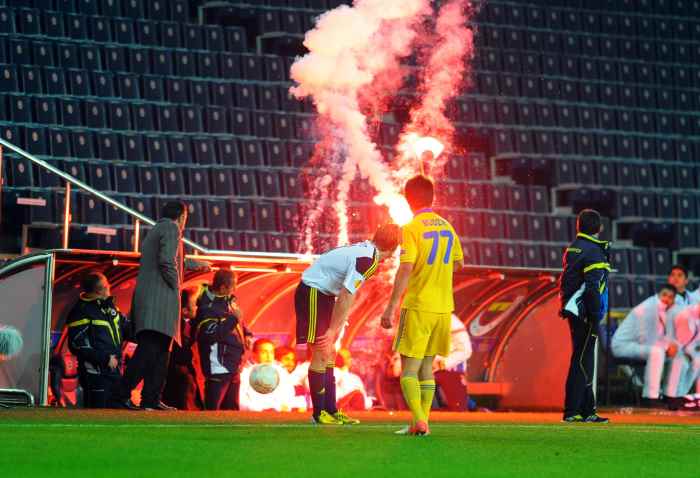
[[162, 288, 201, 410], [611, 284, 680, 407], [194, 270, 251, 411], [335, 349, 371, 410], [66, 272, 131, 408], [239, 339, 297, 412], [276, 346, 309, 410], [668, 265, 698, 307], [434, 314, 472, 373], [667, 304, 700, 405]]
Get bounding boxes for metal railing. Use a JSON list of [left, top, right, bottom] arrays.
[[0, 137, 309, 260]]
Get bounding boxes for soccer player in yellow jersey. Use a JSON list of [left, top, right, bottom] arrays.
[[381, 175, 464, 436]]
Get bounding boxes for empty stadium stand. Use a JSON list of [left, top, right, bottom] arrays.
[[1, 0, 699, 310]]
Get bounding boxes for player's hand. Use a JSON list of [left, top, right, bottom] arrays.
[[380, 308, 395, 330], [667, 343, 678, 358], [108, 354, 119, 370], [315, 330, 337, 349]]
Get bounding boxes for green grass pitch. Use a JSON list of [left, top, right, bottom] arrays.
[[1, 410, 699, 478]]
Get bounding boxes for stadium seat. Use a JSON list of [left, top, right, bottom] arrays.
[[189, 80, 209, 105], [115, 73, 140, 99], [255, 201, 278, 232], [230, 200, 254, 230], [137, 166, 160, 194], [234, 169, 257, 197], [147, 135, 171, 163], [154, 104, 177, 132], [217, 138, 239, 166], [184, 200, 204, 229], [90, 16, 112, 43], [609, 277, 632, 309], [161, 21, 181, 49], [629, 249, 651, 276], [121, 133, 144, 162], [113, 164, 137, 193], [241, 138, 264, 166], [211, 168, 234, 196], [266, 140, 288, 168], [141, 76, 164, 102], [166, 78, 189, 104], [258, 170, 281, 198], [205, 198, 229, 230], [186, 167, 210, 196], [169, 136, 192, 164], [79, 193, 106, 225]]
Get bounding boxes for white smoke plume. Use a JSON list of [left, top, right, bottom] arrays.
[[291, 0, 431, 251]]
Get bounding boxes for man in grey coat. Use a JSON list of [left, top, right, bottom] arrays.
[[118, 201, 205, 410]]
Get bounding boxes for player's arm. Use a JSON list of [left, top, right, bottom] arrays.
[[381, 262, 414, 329]]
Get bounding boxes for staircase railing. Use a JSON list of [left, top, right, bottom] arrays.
[[0, 137, 307, 259]]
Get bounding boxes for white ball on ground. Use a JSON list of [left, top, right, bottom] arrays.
[[0, 325, 23, 361], [249, 364, 280, 394]]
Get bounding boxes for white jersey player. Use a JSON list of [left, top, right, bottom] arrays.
[[611, 284, 679, 404]]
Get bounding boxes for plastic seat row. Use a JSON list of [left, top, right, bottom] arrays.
[[461, 97, 700, 136], [471, 73, 700, 111], [475, 48, 700, 90], [5, 0, 190, 23], [500, 156, 700, 190], [0, 95, 316, 139], [0, 124, 315, 167], [480, 1, 700, 37], [0, 39, 277, 80], [0, 5, 247, 52], [476, 24, 700, 64], [0, 67, 307, 112], [490, 127, 700, 163], [559, 187, 700, 220]]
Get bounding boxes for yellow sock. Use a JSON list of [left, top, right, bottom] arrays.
[[400, 376, 426, 424], [419, 380, 436, 420]]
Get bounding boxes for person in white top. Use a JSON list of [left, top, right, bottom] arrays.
[[611, 284, 679, 406], [434, 314, 472, 373], [334, 349, 372, 410], [667, 303, 700, 406], [295, 224, 401, 425], [668, 265, 698, 307], [239, 339, 297, 412]]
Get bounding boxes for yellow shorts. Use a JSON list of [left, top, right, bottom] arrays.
[[392, 309, 451, 359]]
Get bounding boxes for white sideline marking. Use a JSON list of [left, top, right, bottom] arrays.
[[1, 423, 699, 434]]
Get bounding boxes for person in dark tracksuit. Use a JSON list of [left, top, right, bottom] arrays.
[[67, 272, 131, 408], [559, 209, 611, 423], [193, 270, 252, 410], [162, 288, 202, 410]]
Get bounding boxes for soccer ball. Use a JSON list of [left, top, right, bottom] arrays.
[[249, 364, 280, 394]]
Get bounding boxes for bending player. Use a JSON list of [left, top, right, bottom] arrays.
[[295, 223, 401, 425], [381, 175, 464, 436]]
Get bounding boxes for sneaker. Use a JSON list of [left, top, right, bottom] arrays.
[[121, 399, 141, 411], [562, 414, 584, 423], [584, 414, 610, 423], [142, 401, 177, 411], [312, 410, 342, 425], [409, 420, 430, 436], [333, 410, 360, 425], [394, 425, 411, 435]]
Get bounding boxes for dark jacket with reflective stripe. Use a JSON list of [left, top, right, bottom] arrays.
[[559, 233, 611, 322], [193, 286, 251, 377], [66, 295, 131, 376]]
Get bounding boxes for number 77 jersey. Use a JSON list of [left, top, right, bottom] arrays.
[[400, 208, 464, 313]]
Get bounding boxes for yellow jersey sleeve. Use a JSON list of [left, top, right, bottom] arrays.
[[399, 224, 417, 264]]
